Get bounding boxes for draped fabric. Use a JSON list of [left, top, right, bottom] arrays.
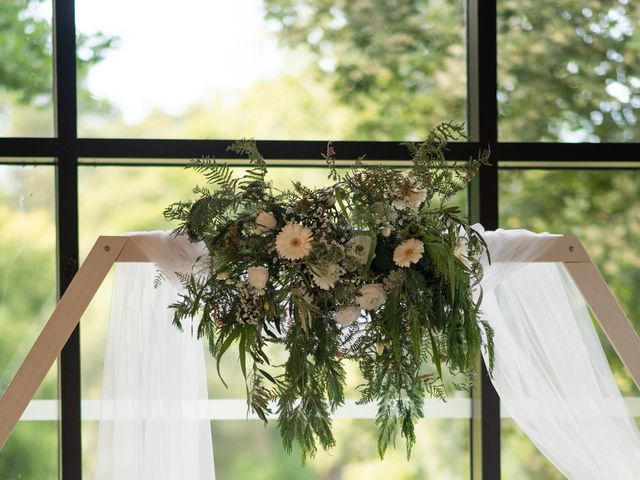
[[95, 229, 640, 479], [95, 232, 214, 480], [477, 227, 640, 479]]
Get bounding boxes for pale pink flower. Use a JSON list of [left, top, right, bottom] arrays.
[[247, 266, 269, 289], [356, 284, 386, 311], [255, 211, 277, 233], [335, 306, 361, 325]]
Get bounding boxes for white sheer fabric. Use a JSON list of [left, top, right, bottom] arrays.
[[95, 232, 214, 480], [95, 228, 640, 479], [477, 227, 640, 479]]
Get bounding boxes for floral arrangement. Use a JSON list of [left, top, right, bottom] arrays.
[[164, 123, 492, 462]]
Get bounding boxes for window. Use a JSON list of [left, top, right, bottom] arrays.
[[498, 1, 640, 142], [499, 168, 640, 477], [0, 1, 54, 136], [75, 0, 467, 140], [0, 165, 57, 478], [1, 0, 638, 478]]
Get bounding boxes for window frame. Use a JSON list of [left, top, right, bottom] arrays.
[[0, 0, 639, 478]]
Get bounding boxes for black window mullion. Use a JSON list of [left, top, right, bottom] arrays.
[[74, 138, 477, 161], [53, 0, 81, 478], [467, 0, 500, 479]]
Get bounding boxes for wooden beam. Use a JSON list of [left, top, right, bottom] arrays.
[[565, 261, 640, 390], [487, 235, 640, 389], [0, 236, 128, 449], [487, 235, 591, 264], [531, 236, 590, 263], [115, 235, 150, 262]]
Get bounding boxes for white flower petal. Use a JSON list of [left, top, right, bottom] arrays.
[[347, 235, 372, 264], [311, 263, 344, 290]]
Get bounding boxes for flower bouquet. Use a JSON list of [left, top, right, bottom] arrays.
[[164, 122, 492, 461]]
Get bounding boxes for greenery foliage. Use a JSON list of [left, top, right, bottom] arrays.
[[165, 123, 492, 462]]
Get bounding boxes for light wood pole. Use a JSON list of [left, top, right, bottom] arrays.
[[1, 234, 639, 449]]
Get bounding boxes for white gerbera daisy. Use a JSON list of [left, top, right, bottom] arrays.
[[311, 263, 344, 290], [275, 223, 313, 260], [393, 238, 424, 268]]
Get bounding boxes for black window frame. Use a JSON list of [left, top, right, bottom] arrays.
[[1, 0, 639, 478]]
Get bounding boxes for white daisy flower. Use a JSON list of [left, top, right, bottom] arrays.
[[347, 235, 372, 264], [393, 238, 424, 268], [275, 223, 313, 260]]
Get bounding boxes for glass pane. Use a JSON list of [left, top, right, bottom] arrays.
[[76, 0, 467, 140], [79, 163, 469, 477], [1, 421, 59, 479], [212, 418, 469, 479], [0, 165, 57, 477], [498, 1, 640, 142], [499, 168, 640, 477], [501, 418, 564, 479], [0, 0, 54, 136]]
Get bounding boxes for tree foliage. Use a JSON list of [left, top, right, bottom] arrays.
[[0, 0, 116, 103], [263, 0, 466, 140], [264, 0, 640, 141], [499, 0, 640, 141]]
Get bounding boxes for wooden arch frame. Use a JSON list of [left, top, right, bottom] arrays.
[[1, 234, 640, 449]]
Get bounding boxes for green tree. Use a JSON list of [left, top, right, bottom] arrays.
[[0, 167, 58, 479], [499, 0, 640, 141], [0, 0, 115, 102], [263, 0, 466, 140], [263, 0, 640, 141]]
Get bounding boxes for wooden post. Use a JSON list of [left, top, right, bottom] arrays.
[[0, 237, 127, 449], [525, 236, 640, 388], [565, 262, 640, 389]]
